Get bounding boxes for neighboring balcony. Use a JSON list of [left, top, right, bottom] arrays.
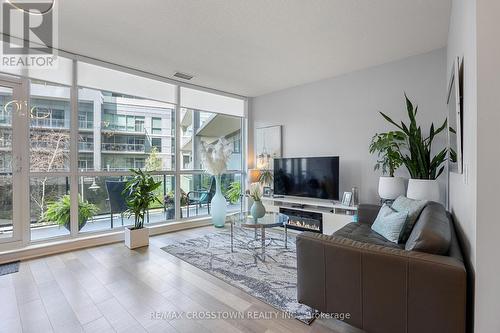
[[0, 115, 11, 126], [30, 118, 69, 129], [0, 139, 11, 149], [78, 120, 94, 130], [101, 123, 145, 134], [78, 142, 94, 152], [101, 143, 145, 153]]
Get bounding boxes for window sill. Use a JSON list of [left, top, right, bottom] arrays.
[[0, 217, 213, 264]]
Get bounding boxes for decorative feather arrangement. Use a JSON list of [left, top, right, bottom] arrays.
[[200, 138, 233, 176]]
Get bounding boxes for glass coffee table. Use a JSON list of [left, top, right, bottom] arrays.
[[230, 212, 289, 261]]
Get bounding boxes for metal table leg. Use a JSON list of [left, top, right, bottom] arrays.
[[284, 222, 288, 249], [261, 227, 265, 261], [230, 220, 233, 253]]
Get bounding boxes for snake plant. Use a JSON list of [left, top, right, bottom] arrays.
[[379, 94, 454, 180]]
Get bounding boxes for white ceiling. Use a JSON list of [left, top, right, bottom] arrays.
[[25, 1, 453, 97]]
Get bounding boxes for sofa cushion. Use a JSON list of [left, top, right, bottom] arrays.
[[371, 204, 408, 243], [405, 201, 451, 255], [391, 196, 428, 243], [334, 222, 404, 249]]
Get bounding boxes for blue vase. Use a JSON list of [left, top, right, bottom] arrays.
[[250, 200, 266, 222], [211, 175, 227, 228]]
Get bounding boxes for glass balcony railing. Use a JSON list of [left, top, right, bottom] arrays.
[[78, 142, 94, 151], [30, 118, 69, 129], [78, 120, 93, 129], [32, 141, 70, 150], [101, 143, 145, 152], [0, 114, 12, 125], [101, 123, 145, 133]]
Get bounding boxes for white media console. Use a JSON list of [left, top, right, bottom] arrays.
[[261, 196, 357, 235]]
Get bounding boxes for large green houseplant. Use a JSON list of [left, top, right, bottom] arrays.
[[226, 181, 242, 204], [378, 94, 453, 201], [123, 169, 162, 249], [45, 194, 98, 231]]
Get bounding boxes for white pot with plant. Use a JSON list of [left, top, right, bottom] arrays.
[[123, 169, 162, 249], [369, 131, 406, 201], [379, 94, 455, 202], [200, 138, 233, 228], [248, 182, 265, 222]]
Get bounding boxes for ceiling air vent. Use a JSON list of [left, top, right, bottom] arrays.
[[173, 72, 194, 80]]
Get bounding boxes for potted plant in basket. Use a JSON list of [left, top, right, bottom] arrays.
[[369, 131, 406, 201], [379, 94, 455, 201], [45, 194, 99, 231], [200, 138, 233, 228], [123, 169, 162, 249]]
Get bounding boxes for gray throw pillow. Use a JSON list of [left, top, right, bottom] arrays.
[[371, 204, 408, 243], [391, 196, 428, 243]]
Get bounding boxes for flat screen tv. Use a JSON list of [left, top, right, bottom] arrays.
[[273, 156, 339, 200]]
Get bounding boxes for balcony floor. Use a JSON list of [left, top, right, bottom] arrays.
[[30, 204, 241, 241]]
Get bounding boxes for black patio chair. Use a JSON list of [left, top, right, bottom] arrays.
[[186, 177, 216, 217]]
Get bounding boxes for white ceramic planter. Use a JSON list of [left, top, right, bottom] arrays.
[[124, 227, 149, 249], [378, 176, 406, 200], [407, 179, 440, 202]]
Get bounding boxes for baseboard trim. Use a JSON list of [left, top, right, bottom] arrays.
[[0, 218, 212, 264]]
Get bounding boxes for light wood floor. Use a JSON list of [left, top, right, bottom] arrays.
[[0, 226, 364, 333]]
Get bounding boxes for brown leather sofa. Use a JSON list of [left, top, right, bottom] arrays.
[[296, 202, 466, 333]]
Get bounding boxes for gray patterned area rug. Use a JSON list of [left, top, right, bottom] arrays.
[[161, 227, 316, 324], [0, 261, 20, 276]]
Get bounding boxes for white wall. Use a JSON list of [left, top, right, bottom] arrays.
[[447, 1, 500, 331], [475, 1, 500, 331], [446, 1, 477, 331], [447, 0, 477, 269], [251, 49, 448, 204]]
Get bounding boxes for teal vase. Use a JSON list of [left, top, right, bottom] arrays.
[[211, 175, 227, 228], [250, 200, 266, 222]]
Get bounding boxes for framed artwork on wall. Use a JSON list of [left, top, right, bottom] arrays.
[[447, 56, 463, 174], [255, 125, 282, 170]]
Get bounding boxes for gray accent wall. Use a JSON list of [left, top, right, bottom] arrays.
[[250, 48, 448, 204]]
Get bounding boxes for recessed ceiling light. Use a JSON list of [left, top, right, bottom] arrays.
[[173, 72, 194, 80]]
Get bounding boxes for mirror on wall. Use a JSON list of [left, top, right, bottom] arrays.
[[447, 57, 463, 174]]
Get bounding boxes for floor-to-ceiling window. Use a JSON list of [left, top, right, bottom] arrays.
[[0, 57, 246, 246], [179, 108, 243, 216], [29, 81, 72, 240], [179, 86, 245, 217], [76, 86, 177, 234], [0, 86, 15, 240]]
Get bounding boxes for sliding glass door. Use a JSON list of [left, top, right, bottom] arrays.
[[0, 77, 27, 244]]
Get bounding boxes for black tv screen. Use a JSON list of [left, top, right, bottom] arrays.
[[273, 156, 339, 200]]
